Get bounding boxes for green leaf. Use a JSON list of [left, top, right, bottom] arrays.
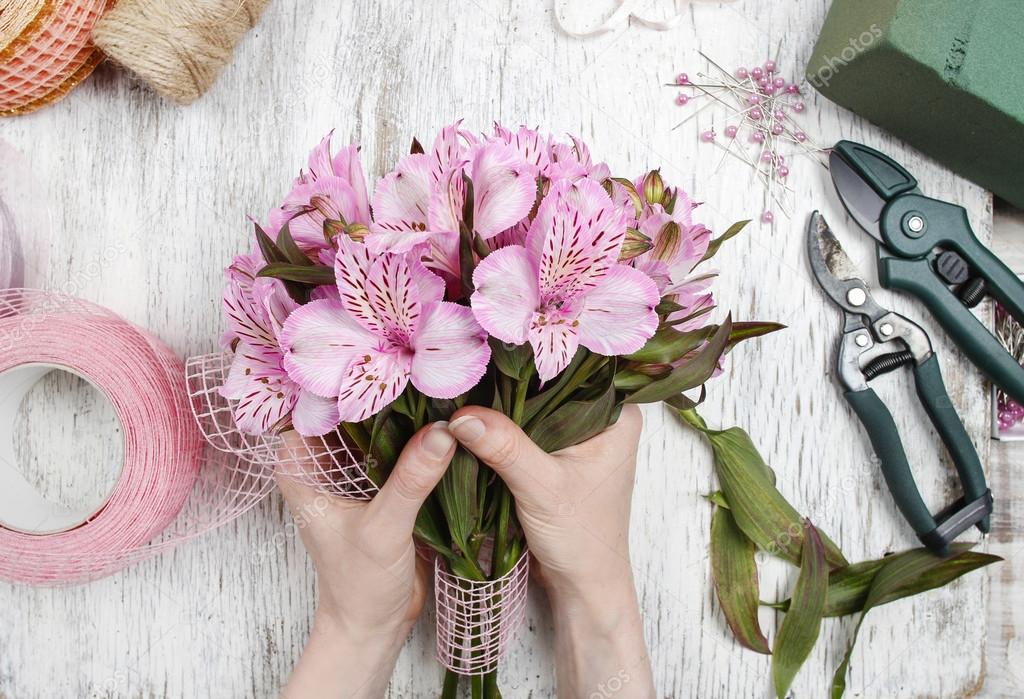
[[522, 349, 586, 424], [830, 545, 1002, 698], [625, 325, 714, 364], [625, 316, 732, 404], [726, 321, 786, 352], [257, 263, 336, 285], [489, 338, 534, 380], [275, 222, 312, 266], [772, 521, 828, 699], [701, 219, 749, 262], [414, 501, 453, 558], [705, 490, 730, 509], [613, 368, 654, 392], [528, 361, 618, 452], [710, 505, 770, 654], [680, 413, 846, 568], [254, 222, 287, 265], [437, 446, 479, 554], [411, 137, 425, 154]]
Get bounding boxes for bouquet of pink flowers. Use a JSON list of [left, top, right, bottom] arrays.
[[217, 121, 779, 695]]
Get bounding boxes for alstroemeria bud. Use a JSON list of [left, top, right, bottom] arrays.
[[346, 223, 369, 242], [642, 169, 665, 205], [323, 218, 346, 243], [651, 221, 682, 263], [611, 177, 643, 219], [619, 227, 653, 261]]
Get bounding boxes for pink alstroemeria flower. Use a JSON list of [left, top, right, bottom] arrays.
[[220, 253, 340, 436], [270, 131, 371, 250], [280, 236, 491, 422], [366, 122, 538, 283], [471, 179, 660, 381]]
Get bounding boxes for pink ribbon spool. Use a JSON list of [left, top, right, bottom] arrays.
[[0, 288, 203, 584]]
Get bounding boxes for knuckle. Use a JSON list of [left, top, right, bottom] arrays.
[[392, 464, 435, 499], [488, 433, 522, 469]]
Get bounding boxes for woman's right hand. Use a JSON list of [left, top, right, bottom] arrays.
[[446, 404, 655, 698]]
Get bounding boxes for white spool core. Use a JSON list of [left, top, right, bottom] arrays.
[[0, 363, 125, 534]]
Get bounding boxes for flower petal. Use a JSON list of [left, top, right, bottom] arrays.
[[280, 298, 377, 397], [527, 178, 627, 300], [528, 310, 580, 382], [370, 153, 433, 233], [365, 253, 422, 341], [576, 264, 660, 356], [223, 278, 277, 354], [411, 302, 490, 398], [470, 245, 539, 345], [472, 141, 537, 239], [291, 389, 341, 437], [493, 125, 551, 171], [336, 350, 411, 422], [221, 346, 298, 435], [330, 144, 371, 223], [284, 176, 363, 249], [334, 234, 385, 335]]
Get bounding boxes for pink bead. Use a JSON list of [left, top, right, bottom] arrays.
[[758, 77, 769, 89], [676, 93, 689, 106], [736, 67, 749, 79], [793, 102, 806, 113], [778, 165, 790, 177], [751, 67, 764, 80], [724, 125, 738, 138], [676, 73, 690, 85], [774, 109, 786, 120], [761, 151, 773, 162], [747, 94, 761, 105], [773, 77, 785, 89], [795, 131, 807, 142], [750, 108, 764, 120], [777, 155, 786, 163], [786, 84, 800, 94], [700, 130, 715, 143], [751, 132, 765, 144], [761, 210, 775, 223], [764, 85, 777, 96], [764, 59, 777, 73], [771, 124, 784, 135]]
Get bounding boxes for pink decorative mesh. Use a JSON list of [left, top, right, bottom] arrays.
[[184, 352, 377, 500], [434, 550, 530, 676], [0, 0, 113, 115]]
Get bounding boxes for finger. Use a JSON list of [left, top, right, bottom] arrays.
[[365, 421, 456, 538], [446, 406, 559, 506]]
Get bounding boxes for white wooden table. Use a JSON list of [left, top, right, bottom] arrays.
[[0, 1, 1014, 696]]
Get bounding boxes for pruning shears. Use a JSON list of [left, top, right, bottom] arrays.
[[830, 140, 1024, 405], [807, 212, 992, 555]]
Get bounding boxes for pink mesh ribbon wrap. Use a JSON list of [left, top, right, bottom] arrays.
[[434, 550, 530, 675], [0, 289, 274, 585], [184, 352, 376, 499]]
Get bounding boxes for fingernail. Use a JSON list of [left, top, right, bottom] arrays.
[[448, 415, 485, 442], [423, 421, 455, 458]]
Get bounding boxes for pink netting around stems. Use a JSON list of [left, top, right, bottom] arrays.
[[184, 352, 378, 500], [435, 550, 530, 676]]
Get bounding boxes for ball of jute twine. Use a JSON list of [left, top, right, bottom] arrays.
[[92, 0, 271, 105]]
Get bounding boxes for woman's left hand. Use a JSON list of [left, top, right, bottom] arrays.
[[278, 422, 457, 699]]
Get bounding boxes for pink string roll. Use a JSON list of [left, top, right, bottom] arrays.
[[0, 288, 274, 585], [434, 550, 530, 676]]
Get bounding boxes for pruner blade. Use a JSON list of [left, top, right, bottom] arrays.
[[807, 212, 887, 322]]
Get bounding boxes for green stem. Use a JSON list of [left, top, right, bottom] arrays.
[[441, 669, 460, 699], [471, 674, 484, 699], [677, 406, 709, 433], [511, 373, 530, 426]]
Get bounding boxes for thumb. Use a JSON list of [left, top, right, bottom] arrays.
[[365, 422, 456, 541], [447, 407, 558, 508]]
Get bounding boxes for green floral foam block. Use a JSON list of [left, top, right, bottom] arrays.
[[807, 0, 1024, 207]]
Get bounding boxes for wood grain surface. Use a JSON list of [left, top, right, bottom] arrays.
[[0, 1, 1011, 696]]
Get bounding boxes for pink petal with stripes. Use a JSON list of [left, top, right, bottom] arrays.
[[472, 141, 537, 239], [577, 264, 659, 356], [470, 245, 540, 345], [291, 389, 341, 437], [370, 153, 433, 234], [365, 253, 422, 342], [221, 346, 298, 435], [223, 278, 278, 354], [334, 234, 385, 335], [528, 309, 580, 382], [284, 176, 364, 250], [492, 125, 551, 171], [280, 298, 377, 397], [411, 302, 490, 398], [527, 179, 627, 300], [336, 350, 412, 422], [330, 144, 371, 224]]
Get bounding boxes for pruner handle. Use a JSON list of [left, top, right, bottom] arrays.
[[843, 354, 991, 555]]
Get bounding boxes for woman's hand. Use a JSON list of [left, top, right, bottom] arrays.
[[277, 423, 457, 699], [446, 404, 655, 699]]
